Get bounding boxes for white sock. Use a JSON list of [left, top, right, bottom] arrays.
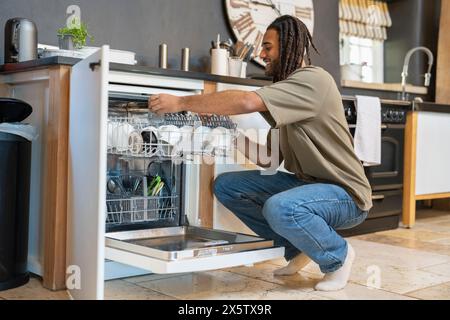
[[315, 243, 355, 291], [274, 253, 311, 276]]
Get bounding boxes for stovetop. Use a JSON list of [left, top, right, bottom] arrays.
[[343, 99, 413, 125]]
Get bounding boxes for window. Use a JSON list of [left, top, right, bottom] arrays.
[[339, 0, 392, 83], [340, 35, 384, 83]]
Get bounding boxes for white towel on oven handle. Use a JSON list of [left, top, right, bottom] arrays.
[[354, 95, 382, 166]]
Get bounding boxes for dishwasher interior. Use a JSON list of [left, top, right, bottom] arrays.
[[104, 92, 282, 267]]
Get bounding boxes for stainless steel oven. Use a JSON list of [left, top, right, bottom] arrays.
[[339, 98, 412, 237]]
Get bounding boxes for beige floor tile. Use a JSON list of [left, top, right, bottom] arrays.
[[313, 282, 417, 300], [429, 238, 450, 246], [348, 239, 450, 269], [104, 280, 175, 300], [270, 238, 450, 273], [413, 222, 450, 234], [375, 228, 450, 242], [224, 262, 321, 291], [406, 282, 450, 300], [273, 238, 450, 272], [0, 277, 70, 300], [138, 270, 286, 300], [420, 263, 450, 278], [347, 260, 450, 295], [257, 288, 332, 300], [354, 234, 450, 257], [289, 240, 450, 295]]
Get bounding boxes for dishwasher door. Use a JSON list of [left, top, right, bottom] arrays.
[[104, 83, 284, 274], [105, 226, 284, 274]]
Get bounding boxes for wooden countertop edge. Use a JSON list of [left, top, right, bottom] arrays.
[[341, 80, 428, 95]]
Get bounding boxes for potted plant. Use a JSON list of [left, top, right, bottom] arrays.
[[57, 22, 93, 50]]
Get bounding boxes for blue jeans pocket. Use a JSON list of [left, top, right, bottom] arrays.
[[336, 211, 369, 230]]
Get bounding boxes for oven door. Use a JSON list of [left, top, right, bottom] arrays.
[[350, 124, 405, 190], [105, 226, 284, 274]]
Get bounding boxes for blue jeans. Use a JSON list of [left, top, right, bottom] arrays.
[[213, 170, 368, 273]]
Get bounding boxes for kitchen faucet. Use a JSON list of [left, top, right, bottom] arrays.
[[401, 46, 434, 101]]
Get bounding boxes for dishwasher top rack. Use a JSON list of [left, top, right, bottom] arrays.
[[107, 115, 238, 159], [163, 114, 237, 130]]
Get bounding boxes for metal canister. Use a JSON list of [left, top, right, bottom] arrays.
[[159, 43, 168, 69], [181, 48, 190, 72]]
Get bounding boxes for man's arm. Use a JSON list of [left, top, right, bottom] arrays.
[[149, 90, 268, 115]]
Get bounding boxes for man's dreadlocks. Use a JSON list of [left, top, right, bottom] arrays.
[[268, 15, 319, 82]]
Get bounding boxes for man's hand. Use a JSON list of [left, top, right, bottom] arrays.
[[149, 94, 183, 115]]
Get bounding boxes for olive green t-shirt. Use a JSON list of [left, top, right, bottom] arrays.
[[255, 66, 373, 211]]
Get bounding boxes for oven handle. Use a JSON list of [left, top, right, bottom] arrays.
[[372, 194, 385, 201], [371, 171, 399, 178], [348, 124, 404, 130]]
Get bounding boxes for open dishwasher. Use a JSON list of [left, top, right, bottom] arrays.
[[67, 46, 284, 299]]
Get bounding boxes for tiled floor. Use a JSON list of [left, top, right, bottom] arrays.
[[1, 209, 450, 300]]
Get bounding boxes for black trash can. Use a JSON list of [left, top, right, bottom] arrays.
[[0, 98, 33, 291]]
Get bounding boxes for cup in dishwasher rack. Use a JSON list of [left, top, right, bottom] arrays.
[[177, 125, 194, 152], [158, 125, 181, 156], [115, 123, 135, 152]]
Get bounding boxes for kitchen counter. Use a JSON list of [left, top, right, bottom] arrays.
[[413, 101, 450, 113], [402, 100, 450, 228], [0, 56, 272, 87]]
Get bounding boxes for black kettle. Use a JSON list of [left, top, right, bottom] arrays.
[[4, 18, 38, 63]]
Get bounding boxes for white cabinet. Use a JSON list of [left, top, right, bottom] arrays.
[[67, 46, 284, 300], [213, 83, 271, 234], [415, 112, 450, 195]]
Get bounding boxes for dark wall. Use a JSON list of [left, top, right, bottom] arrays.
[[0, 0, 439, 101], [0, 0, 340, 80], [384, 0, 441, 99]]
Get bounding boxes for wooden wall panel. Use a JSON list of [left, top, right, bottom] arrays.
[[436, 0, 450, 104]]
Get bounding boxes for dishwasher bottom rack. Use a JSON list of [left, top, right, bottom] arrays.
[[106, 195, 178, 227]]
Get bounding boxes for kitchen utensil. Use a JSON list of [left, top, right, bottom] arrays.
[[4, 18, 38, 63], [159, 43, 168, 69], [181, 48, 190, 71], [107, 176, 127, 195], [233, 41, 244, 57], [228, 56, 243, 78], [152, 181, 165, 196], [211, 48, 229, 76], [107, 178, 118, 194], [244, 46, 254, 62], [148, 175, 161, 196]]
